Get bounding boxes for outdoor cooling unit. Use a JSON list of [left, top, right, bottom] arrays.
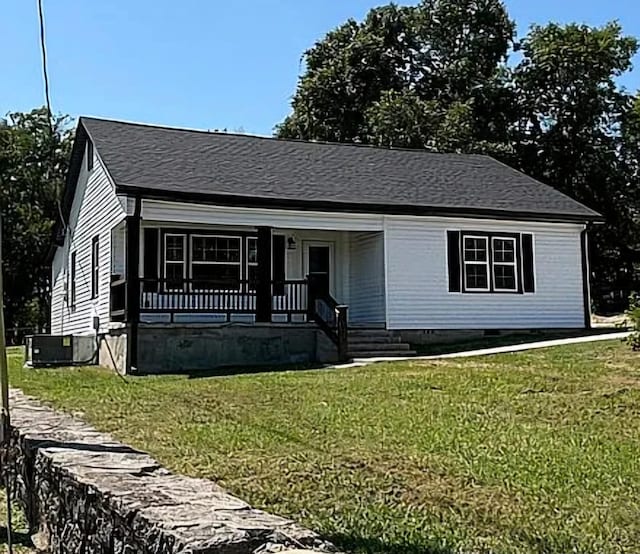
[[25, 335, 98, 367]]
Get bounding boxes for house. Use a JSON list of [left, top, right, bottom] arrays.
[[50, 117, 602, 374]]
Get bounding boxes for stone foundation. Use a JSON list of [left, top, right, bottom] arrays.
[[1, 389, 336, 553]]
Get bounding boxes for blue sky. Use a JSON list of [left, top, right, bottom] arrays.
[[3, 0, 640, 135]]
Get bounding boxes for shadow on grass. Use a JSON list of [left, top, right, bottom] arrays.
[[412, 327, 626, 356], [329, 533, 456, 554]]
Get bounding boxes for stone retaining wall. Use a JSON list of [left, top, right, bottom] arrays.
[[1, 389, 336, 554]]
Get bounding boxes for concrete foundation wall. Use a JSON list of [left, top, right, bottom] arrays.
[[395, 328, 585, 346], [99, 329, 128, 374], [135, 324, 337, 374]]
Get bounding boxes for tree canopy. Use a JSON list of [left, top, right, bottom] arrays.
[[0, 108, 72, 333], [278, 0, 640, 310]]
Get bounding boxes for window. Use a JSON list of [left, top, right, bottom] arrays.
[[492, 237, 517, 291], [448, 231, 533, 294], [463, 236, 489, 291], [164, 234, 186, 289], [190, 235, 241, 290], [70, 251, 77, 308], [87, 140, 94, 171], [247, 237, 258, 289], [91, 236, 99, 298]]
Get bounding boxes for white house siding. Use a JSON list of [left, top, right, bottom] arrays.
[[384, 216, 586, 329], [50, 145, 127, 335], [348, 232, 385, 324], [140, 199, 384, 231]]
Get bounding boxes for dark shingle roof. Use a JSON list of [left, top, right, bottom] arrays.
[[79, 117, 601, 222]]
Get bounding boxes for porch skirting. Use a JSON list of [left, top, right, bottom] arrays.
[[99, 323, 339, 375]]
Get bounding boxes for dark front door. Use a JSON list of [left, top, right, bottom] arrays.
[[308, 245, 331, 297]]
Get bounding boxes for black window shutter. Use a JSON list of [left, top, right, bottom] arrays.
[[447, 231, 462, 292], [521, 233, 535, 293], [143, 229, 159, 292], [272, 235, 286, 295]]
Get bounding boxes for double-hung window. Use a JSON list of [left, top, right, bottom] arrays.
[[164, 234, 187, 290], [70, 251, 77, 308], [449, 231, 531, 294], [91, 236, 99, 298], [463, 236, 490, 291], [247, 237, 258, 289], [492, 237, 517, 292], [191, 235, 241, 290]]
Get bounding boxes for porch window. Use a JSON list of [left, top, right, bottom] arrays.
[[164, 234, 186, 289], [190, 235, 241, 290], [247, 237, 258, 289], [463, 236, 489, 291]]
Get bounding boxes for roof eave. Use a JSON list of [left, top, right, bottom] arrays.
[[115, 184, 604, 225]]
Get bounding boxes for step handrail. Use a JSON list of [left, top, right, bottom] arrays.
[[307, 275, 349, 362]]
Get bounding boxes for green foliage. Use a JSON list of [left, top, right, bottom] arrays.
[[7, 341, 640, 553], [278, 2, 640, 309], [513, 23, 640, 309], [625, 293, 640, 349], [276, 0, 515, 151], [0, 108, 72, 330]]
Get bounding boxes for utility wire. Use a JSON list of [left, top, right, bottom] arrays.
[[37, 0, 53, 128], [37, 0, 67, 232]]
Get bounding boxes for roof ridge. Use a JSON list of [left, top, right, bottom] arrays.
[[79, 116, 485, 157]]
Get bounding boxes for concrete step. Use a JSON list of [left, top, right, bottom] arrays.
[[349, 350, 417, 358], [348, 342, 412, 351]]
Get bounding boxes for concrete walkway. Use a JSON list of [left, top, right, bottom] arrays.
[[335, 330, 632, 369]]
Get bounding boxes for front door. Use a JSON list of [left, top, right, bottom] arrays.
[[305, 243, 332, 298]]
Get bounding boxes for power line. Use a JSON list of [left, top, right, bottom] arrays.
[[37, 0, 67, 232], [37, 0, 53, 127]]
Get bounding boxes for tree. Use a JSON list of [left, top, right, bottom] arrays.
[[276, 0, 515, 151], [512, 22, 640, 309], [0, 108, 72, 333]]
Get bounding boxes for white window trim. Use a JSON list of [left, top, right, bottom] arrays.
[[163, 233, 187, 290], [492, 236, 518, 292], [463, 235, 490, 292], [189, 234, 243, 291]]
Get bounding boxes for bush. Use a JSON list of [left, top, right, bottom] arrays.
[[625, 293, 640, 350]]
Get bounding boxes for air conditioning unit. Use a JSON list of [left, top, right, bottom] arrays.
[[25, 335, 97, 367]]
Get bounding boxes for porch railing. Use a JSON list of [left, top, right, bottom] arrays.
[[136, 278, 308, 322], [110, 275, 349, 361]]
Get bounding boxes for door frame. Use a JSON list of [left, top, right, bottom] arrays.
[[303, 241, 335, 296]]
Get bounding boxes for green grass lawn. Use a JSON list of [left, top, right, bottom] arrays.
[[6, 341, 640, 553]]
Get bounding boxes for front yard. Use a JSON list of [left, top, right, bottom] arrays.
[[6, 341, 640, 553]]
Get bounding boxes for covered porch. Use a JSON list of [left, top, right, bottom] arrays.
[[111, 225, 385, 323], [108, 199, 387, 367]]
